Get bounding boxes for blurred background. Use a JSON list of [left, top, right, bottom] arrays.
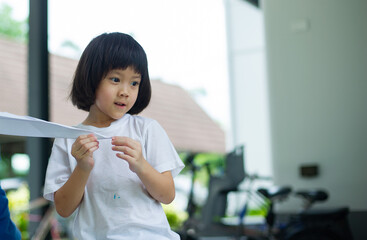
[[0, 0, 366, 239]]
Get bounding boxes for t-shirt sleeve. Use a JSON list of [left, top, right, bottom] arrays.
[[43, 138, 72, 202], [144, 120, 184, 178]]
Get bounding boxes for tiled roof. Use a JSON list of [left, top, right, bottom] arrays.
[[0, 37, 225, 153]]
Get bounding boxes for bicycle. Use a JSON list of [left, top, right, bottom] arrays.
[[244, 185, 354, 240], [177, 146, 354, 240]]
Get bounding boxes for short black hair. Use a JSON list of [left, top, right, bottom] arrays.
[[70, 32, 151, 115]]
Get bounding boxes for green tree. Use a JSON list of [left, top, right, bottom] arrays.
[[0, 3, 28, 42]]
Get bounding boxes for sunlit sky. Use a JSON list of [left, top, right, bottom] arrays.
[[1, 0, 230, 131]]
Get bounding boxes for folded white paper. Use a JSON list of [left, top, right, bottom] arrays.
[[0, 112, 109, 139]]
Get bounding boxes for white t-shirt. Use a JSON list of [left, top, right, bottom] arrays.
[[43, 114, 184, 240]]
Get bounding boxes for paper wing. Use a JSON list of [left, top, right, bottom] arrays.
[[0, 112, 109, 139]]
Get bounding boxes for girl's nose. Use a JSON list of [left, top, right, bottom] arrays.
[[119, 86, 129, 97]]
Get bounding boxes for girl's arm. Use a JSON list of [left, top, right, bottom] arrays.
[[112, 137, 175, 204], [54, 134, 99, 217]]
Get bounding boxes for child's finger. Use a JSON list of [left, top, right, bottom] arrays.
[[111, 136, 137, 148], [74, 134, 95, 145], [112, 137, 132, 146], [111, 136, 128, 146], [111, 145, 128, 152], [79, 141, 99, 155], [76, 133, 95, 143], [116, 152, 133, 163], [88, 145, 99, 153], [72, 135, 98, 158]]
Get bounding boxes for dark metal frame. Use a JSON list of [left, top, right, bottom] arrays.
[[27, 0, 51, 236]]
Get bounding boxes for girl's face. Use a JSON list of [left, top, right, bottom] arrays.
[[89, 67, 141, 126]]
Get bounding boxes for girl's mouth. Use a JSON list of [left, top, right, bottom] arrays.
[[115, 102, 126, 107]]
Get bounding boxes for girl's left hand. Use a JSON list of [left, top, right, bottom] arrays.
[[111, 136, 147, 174]]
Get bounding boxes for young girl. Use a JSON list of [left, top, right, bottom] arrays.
[[43, 32, 184, 239]]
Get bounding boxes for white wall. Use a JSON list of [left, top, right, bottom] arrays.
[[263, 0, 367, 211], [225, 0, 272, 177]]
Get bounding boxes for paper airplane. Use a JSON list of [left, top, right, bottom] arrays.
[[0, 112, 109, 139]]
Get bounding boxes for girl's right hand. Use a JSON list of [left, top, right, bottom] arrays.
[[71, 134, 99, 172]]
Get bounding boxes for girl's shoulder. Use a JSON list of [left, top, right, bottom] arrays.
[[128, 115, 161, 138], [129, 114, 157, 127], [128, 115, 165, 135]]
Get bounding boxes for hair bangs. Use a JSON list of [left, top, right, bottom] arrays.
[[104, 35, 148, 77]]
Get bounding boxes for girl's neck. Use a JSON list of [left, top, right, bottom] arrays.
[[82, 118, 114, 128], [83, 105, 117, 128]]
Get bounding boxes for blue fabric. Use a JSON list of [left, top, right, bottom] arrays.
[[0, 184, 21, 240]]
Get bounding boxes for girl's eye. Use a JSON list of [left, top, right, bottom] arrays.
[[110, 77, 120, 83], [131, 81, 140, 87]]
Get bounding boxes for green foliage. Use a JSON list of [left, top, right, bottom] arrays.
[[180, 152, 225, 186], [247, 198, 270, 217], [0, 155, 13, 179], [0, 3, 28, 42], [0, 157, 10, 178], [61, 40, 80, 52], [7, 184, 30, 239], [162, 204, 188, 230]]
